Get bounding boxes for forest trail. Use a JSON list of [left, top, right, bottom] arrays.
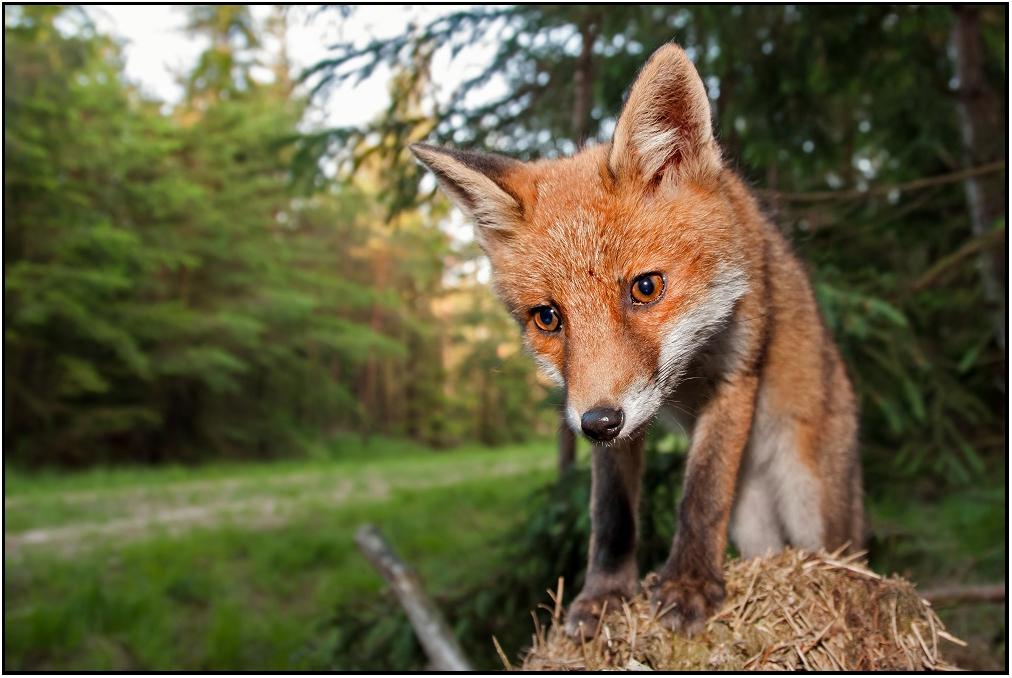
[[4, 454, 553, 558]]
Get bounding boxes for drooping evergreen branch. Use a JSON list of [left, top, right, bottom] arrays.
[[755, 160, 1006, 202]]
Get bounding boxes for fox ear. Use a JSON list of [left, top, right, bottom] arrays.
[[410, 143, 525, 250], [609, 44, 721, 187]]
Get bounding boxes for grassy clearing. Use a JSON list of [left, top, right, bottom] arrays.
[[5, 439, 1004, 671], [3, 434, 539, 497], [3, 438, 555, 671], [3, 435, 553, 536]]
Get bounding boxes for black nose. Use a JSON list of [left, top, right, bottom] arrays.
[[581, 408, 624, 441]]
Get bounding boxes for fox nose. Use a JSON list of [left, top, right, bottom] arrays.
[[581, 407, 624, 441]]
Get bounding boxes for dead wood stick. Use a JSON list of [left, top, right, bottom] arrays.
[[355, 524, 473, 671], [911, 224, 1006, 292], [921, 584, 1006, 607]]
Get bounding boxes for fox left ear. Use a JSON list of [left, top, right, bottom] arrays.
[[409, 143, 526, 252], [609, 43, 722, 188]]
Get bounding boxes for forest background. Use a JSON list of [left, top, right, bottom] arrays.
[[4, 4, 1006, 671]]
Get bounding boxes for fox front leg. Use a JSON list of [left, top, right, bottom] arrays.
[[564, 435, 644, 639], [651, 373, 758, 636]]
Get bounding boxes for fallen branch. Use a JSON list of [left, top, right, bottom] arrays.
[[355, 523, 473, 671], [755, 160, 1006, 202], [920, 584, 1006, 607], [911, 224, 1006, 292]]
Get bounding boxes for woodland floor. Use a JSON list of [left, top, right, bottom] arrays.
[[3, 439, 556, 671]]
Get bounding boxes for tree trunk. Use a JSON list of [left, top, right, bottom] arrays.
[[571, 15, 599, 149], [715, 43, 739, 161], [558, 419, 576, 476], [558, 15, 599, 475], [360, 250, 390, 430], [950, 5, 1007, 354]]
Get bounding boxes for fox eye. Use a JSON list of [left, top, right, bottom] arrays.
[[531, 306, 561, 332], [631, 273, 664, 304]]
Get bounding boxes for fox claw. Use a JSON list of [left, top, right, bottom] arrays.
[[648, 573, 725, 637], [564, 591, 626, 639]]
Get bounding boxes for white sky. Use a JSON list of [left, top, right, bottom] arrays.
[[89, 5, 502, 129]]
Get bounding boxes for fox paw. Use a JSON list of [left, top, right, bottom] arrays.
[[564, 590, 628, 639], [648, 573, 725, 637]]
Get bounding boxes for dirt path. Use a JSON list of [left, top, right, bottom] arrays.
[[4, 457, 553, 558]]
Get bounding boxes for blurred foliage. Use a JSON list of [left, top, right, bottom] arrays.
[[3, 5, 549, 467]]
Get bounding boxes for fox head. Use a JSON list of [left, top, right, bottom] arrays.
[[411, 44, 749, 442]]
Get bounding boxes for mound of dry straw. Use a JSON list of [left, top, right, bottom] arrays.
[[508, 548, 964, 671]]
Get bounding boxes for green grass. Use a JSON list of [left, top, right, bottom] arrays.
[[3, 438, 555, 671], [3, 433, 529, 496], [3, 435, 554, 533]]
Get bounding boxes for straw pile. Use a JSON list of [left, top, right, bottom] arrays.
[[509, 548, 964, 671]]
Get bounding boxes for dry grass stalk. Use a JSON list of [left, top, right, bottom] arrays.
[[493, 635, 513, 671], [516, 548, 963, 671]]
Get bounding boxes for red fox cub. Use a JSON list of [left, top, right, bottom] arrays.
[[411, 44, 863, 637]]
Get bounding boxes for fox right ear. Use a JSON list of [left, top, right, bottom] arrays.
[[609, 44, 721, 189], [410, 143, 526, 249]]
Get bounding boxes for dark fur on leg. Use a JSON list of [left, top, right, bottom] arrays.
[[650, 491, 728, 636], [565, 436, 644, 638], [650, 374, 757, 636]]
